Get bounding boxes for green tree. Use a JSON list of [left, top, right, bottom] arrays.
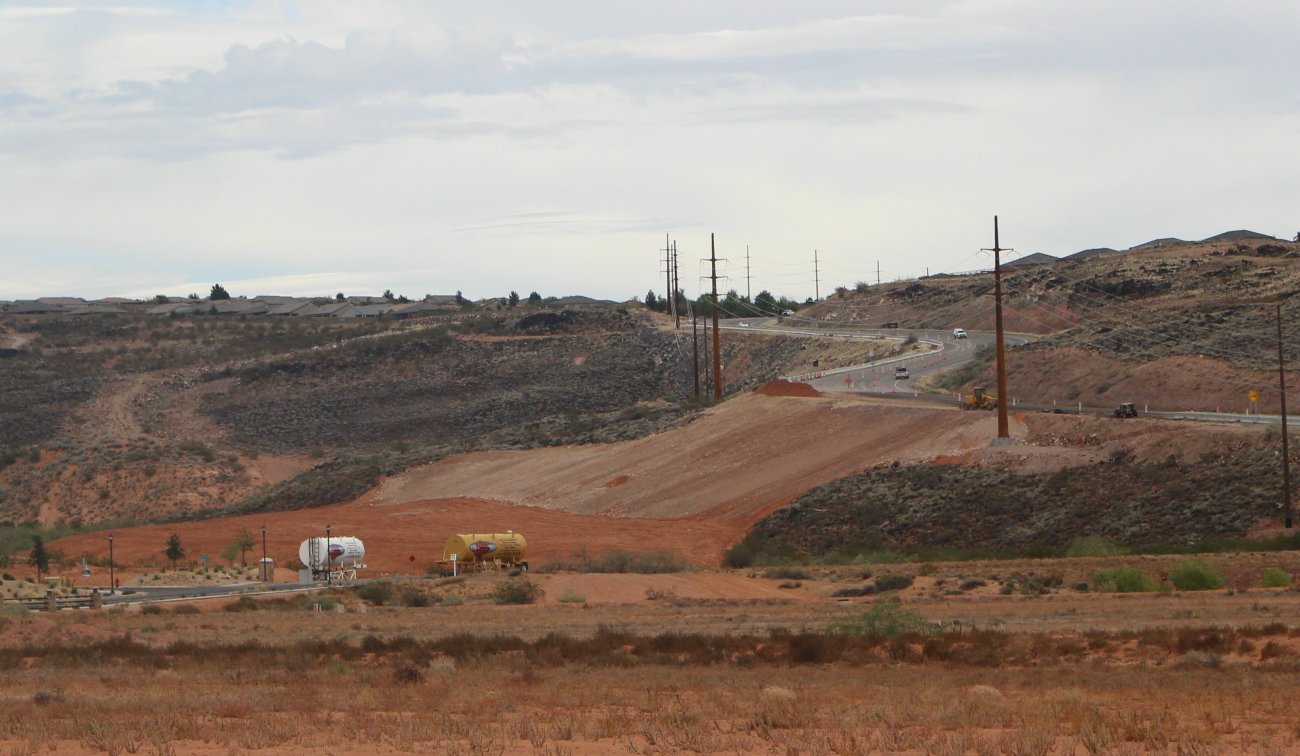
[[29, 535, 49, 581], [163, 533, 186, 570], [644, 290, 661, 311], [232, 528, 256, 567], [220, 542, 240, 567], [754, 290, 779, 314], [508, 291, 520, 308], [152, 294, 169, 304], [455, 290, 466, 306], [528, 291, 542, 305], [209, 284, 230, 300], [383, 289, 395, 301], [335, 292, 345, 302]]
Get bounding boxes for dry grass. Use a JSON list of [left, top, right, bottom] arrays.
[[3, 600, 1300, 754]]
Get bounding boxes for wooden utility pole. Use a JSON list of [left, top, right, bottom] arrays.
[[1279, 304, 1293, 528], [663, 234, 673, 321], [672, 241, 680, 329], [813, 250, 820, 301], [746, 245, 752, 301], [711, 233, 723, 399], [877, 260, 881, 287], [989, 216, 1011, 441], [691, 303, 700, 398]]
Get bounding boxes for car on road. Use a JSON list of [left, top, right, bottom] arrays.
[[738, 321, 749, 327], [953, 328, 968, 339], [894, 366, 910, 379], [781, 309, 794, 316]]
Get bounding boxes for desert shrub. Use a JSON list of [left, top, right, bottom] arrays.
[[1169, 560, 1224, 591], [557, 588, 586, 604], [357, 581, 395, 606], [1092, 566, 1160, 593], [1261, 568, 1292, 588], [762, 566, 810, 581], [644, 587, 676, 601], [140, 604, 164, 615], [400, 589, 430, 608], [874, 574, 914, 592], [543, 548, 692, 574], [392, 658, 424, 685], [171, 604, 200, 615], [438, 594, 465, 607], [1066, 535, 1126, 557], [493, 577, 542, 605], [722, 540, 756, 568], [830, 599, 935, 637], [314, 595, 340, 611], [224, 596, 261, 612], [959, 578, 987, 591], [831, 584, 876, 598]]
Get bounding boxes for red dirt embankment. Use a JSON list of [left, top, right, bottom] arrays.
[[754, 379, 822, 398], [55, 392, 999, 571]]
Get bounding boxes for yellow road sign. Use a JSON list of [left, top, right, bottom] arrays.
[[1249, 390, 1259, 402]]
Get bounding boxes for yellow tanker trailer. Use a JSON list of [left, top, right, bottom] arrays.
[[443, 532, 528, 571]]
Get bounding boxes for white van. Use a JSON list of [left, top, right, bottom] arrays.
[[952, 328, 967, 339]]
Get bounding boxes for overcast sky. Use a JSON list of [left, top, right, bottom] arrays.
[[1, 1, 1297, 302]]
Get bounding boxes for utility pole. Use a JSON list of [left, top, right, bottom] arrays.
[[672, 241, 681, 329], [711, 233, 723, 399], [746, 245, 752, 301], [984, 216, 1011, 442], [1279, 304, 1293, 528], [877, 260, 881, 287], [691, 303, 700, 398], [813, 250, 820, 301], [663, 234, 673, 321]]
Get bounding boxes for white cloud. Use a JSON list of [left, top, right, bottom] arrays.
[[0, 1, 1297, 302]]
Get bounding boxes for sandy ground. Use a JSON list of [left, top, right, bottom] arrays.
[[49, 387, 1283, 577], [371, 392, 1008, 522]]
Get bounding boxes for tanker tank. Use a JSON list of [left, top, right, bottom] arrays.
[[299, 536, 366, 580], [443, 532, 527, 570]]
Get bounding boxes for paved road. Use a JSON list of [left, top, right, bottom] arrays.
[[719, 318, 1300, 426], [717, 317, 1019, 396]]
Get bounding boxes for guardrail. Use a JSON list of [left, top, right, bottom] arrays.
[[3, 590, 104, 611]]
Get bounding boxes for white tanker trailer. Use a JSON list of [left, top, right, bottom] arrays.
[[299, 536, 366, 582]]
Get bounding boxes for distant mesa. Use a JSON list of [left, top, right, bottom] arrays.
[[1002, 252, 1058, 269], [1130, 237, 1187, 250], [1066, 247, 1118, 260], [1199, 229, 1277, 243]]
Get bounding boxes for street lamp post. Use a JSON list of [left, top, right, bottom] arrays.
[[261, 525, 268, 582], [324, 525, 332, 586], [108, 534, 115, 595]]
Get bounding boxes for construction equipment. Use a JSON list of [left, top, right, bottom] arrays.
[[962, 386, 997, 411], [1114, 402, 1138, 418]]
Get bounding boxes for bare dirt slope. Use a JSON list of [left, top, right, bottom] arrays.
[[370, 392, 1011, 523]]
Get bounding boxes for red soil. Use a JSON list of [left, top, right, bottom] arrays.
[[754, 379, 822, 397]]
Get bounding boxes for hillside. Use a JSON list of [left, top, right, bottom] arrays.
[[6, 235, 1300, 570], [0, 307, 888, 526], [808, 237, 1300, 413]]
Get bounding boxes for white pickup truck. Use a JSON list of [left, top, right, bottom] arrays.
[[952, 328, 968, 339]]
